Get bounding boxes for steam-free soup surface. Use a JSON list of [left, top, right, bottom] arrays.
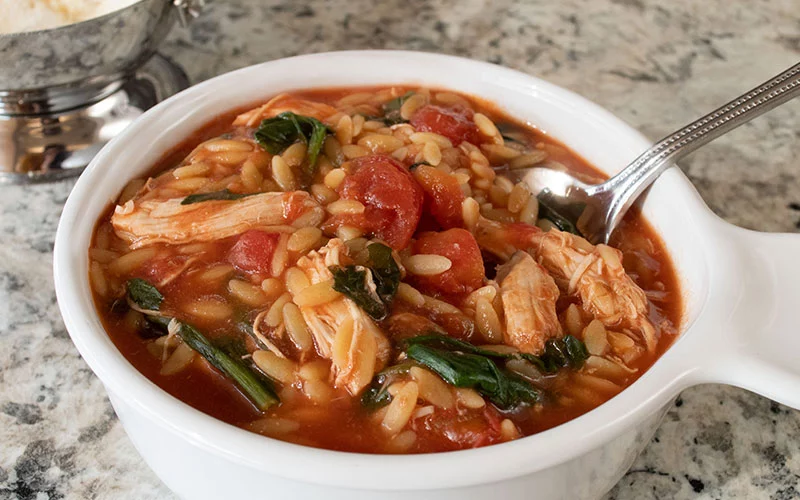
[[90, 86, 681, 453]]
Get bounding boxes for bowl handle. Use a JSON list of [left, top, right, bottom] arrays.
[[685, 222, 800, 409]]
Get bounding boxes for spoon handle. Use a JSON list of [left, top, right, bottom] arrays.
[[599, 61, 800, 236]]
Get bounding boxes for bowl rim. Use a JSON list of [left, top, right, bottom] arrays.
[[54, 50, 712, 490]]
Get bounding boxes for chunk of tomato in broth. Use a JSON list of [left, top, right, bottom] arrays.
[[327, 155, 423, 250], [410, 105, 481, 146], [412, 165, 465, 229], [227, 230, 280, 275], [413, 405, 505, 451], [410, 228, 484, 296], [498, 222, 543, 250], [133, 251, 189, 286]]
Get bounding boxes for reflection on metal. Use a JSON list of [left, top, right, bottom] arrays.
[[0, 54, 188, 185], [174, 0, 207, 27]]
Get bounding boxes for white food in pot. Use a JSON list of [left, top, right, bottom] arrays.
[[0, 0, 140, 34]]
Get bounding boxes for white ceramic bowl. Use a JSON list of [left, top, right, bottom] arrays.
[[54, 51, 800, 500]]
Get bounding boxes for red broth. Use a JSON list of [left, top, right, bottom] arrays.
[[90, 86, 681, 453]]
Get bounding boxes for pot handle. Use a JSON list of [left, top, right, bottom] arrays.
[[688, 223, 800, 410]]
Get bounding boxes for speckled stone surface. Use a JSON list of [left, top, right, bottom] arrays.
[[1, 0, 799, 498]]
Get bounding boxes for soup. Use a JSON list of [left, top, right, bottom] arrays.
[[89, 87, 681, 453]]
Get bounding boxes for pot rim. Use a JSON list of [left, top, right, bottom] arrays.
[[54, 50, 713, 491]]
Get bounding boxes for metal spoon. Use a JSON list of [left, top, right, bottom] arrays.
[[512, 61, 800, 244]]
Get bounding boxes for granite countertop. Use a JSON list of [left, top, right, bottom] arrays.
[[2, 0, 799, 498]]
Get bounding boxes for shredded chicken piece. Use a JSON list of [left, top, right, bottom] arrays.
[[252, 310, 289, 359], [295, 239, 391, 394], [496, 252, 562, 355], [232, 93, 338, 127], [475, 217, 657, 352], [154, 256, 198, 288], [112, 191, 324, 249]]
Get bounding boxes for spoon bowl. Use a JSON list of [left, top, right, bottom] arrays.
[[510, 61, 800, 244], [506, 166, 609, 243]]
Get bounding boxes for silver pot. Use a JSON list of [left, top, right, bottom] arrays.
[[0, 0, 200, 116]]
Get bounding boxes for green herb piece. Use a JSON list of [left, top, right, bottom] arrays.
[[329, 243, 401, 320], [562, 335, 590, 366], [180, 189, 255, 206], [405, 335, 508, 359], [254, 112, 330, 175], [237, 321, 271, 352], [360, 362, 415, 409], [213, 332, 250, 360], [366, 243, 400, 304], [330, 266, 387, 320], [305, 117, 328, 172], [363, 334, 588, 412], [523, 335, 589, 372], [126, 278, 163, 311], [381, 91, 415, 125], [408, 161, 431, 170], [383, 92, 414, 112], [407, 333, 588, 374], [126, 279, 278, 411], [360, 383, 392, 409], [406, 344, 539, 410], [495, 123, 529, 146], [536, 191, 584, 236], [175, 321, 278, 411], [501, 134, 523, 144]]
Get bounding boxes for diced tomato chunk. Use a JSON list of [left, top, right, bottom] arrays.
[[415, 406, 504, 449], [412, 165, 465, 229], [327, 155, 423, 250], [410, 228, 484, 296], [227, 230, 280, 275], [137, 254, 186, 284], [410, 105, 481, 146], [504, 222, 542, 249]]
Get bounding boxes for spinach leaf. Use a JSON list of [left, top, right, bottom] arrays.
[[173, 321, 278, 411], [254, 112, 330, 175], [329, 243, 401, 320], [408, 161, 431, 170], [408, 333, 588, 374], [126, 279, 278, 411], [361, 383, 393, 410], [366, 243, 400, 304], [406, 344, 540, 410], [236, 321, 272, 351], [495, 123, 529, 146], [127, 278, 163, 311], [180, 189, 255, 206], [536, 190, 584, 236], [542, 335, 588, 370], [405, 335, 509, 359], [520, 336, 589, 373], [381, 91, 415, 125], [360, 362, 415, 409], [364, 334, 587, 411], [330, 266, 387, 320], [254, 115, 299, 154], [501, 134, 524, 145], [305, 117, 328, 173]]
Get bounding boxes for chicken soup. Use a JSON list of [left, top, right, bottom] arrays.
[[89, 87, 681, 453]]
